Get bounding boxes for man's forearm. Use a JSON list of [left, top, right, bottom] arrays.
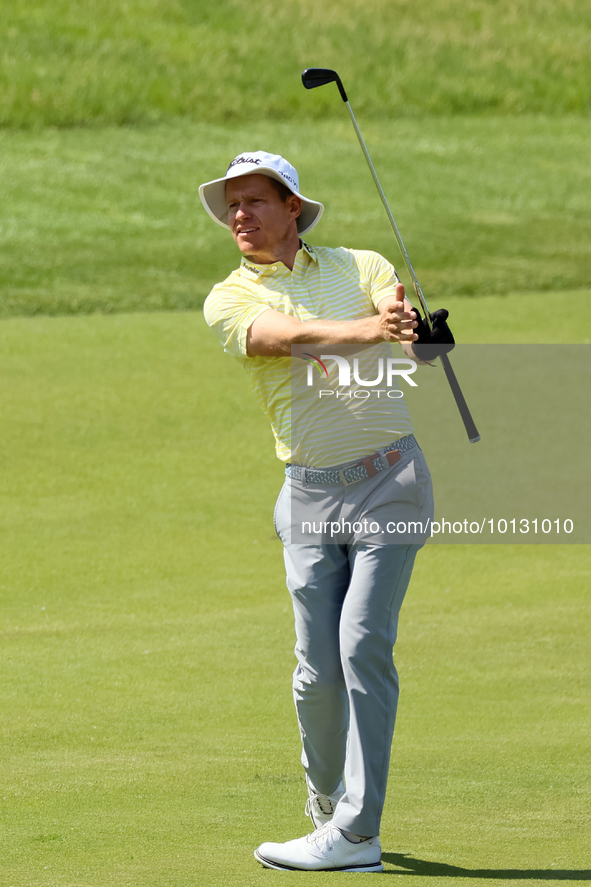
[[292, 316, 381, 346], [247, 314, 381, 357]]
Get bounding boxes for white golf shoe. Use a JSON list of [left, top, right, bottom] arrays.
[[305, 776, 345, 828], [254, 823, 383, 872]]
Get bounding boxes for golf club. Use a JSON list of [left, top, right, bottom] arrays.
[[301, 67, 480, 444]]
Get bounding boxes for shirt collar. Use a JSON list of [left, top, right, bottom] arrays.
[[239, 257, 268, 278], [239, 242, 318, 279], [300, 241, 318, 262]]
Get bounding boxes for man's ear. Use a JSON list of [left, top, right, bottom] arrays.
[[290, 195, 302, 220]]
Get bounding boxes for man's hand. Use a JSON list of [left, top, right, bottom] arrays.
[[375, 282, 419, 344], [412, 308, 455, 362]]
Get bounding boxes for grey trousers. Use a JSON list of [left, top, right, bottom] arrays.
[[274, 444, 433, 837]]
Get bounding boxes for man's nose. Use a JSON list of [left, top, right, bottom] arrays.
[[235, 202, 250, 218]]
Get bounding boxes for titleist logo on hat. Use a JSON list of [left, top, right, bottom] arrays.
[[227, 156, 262, 171]]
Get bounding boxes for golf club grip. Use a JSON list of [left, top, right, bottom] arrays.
[[439, 354, 481, 443]]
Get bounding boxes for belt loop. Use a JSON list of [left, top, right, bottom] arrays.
[[386, 449, 401, 467], [301, 466, 307, 487]]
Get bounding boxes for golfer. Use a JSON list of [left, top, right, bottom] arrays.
[[200, 152, 453, 872]]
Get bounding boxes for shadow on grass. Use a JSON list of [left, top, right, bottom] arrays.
[[382, 854, 591, 880]]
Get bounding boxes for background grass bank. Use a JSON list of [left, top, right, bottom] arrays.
[[1, 116, 590, 317], [2, 0, 591, 128]]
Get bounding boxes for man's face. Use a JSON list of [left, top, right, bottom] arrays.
[[225, 174, 301, 263]]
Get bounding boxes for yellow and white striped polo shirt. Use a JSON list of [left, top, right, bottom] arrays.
[[203, 242, 415, 466]]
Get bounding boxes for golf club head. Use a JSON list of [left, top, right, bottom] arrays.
[[301, 68, 348, 102]]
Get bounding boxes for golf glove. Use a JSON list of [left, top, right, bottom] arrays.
[[412, 308, 455, 362]]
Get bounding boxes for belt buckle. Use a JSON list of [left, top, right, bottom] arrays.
[[339, 466, 364, 486]]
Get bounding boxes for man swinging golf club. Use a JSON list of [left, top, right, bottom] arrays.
[[200, 151, 454, 872]]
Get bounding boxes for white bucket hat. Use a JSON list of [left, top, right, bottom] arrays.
[[199, 151, 324, 235]]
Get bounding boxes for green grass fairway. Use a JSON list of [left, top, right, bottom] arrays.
[[1, 116, 590, 317], [1, 310, 589, 886]]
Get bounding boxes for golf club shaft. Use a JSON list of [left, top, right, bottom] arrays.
[[344, 102, 480, 442], [345, 102, 433, 329], [439, 354, 480, 442]]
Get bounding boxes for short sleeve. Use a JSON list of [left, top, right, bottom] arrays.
[[361, 251, 403, 310], [203, 282, 271, 359]]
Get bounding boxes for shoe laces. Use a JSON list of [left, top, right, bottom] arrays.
[[306, 823, 337, 852], [305, 792, 337, 818]]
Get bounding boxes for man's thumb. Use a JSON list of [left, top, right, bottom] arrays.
[[395, 282, 406, 302]]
